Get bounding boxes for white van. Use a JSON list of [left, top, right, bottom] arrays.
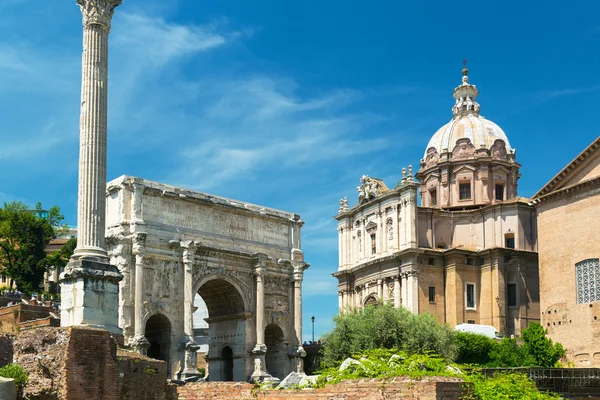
[[455, 324, 503, 340]]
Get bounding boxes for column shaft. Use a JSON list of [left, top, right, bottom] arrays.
[[75, 24, 110, 258], [255, 267, 266, 345], [393, 277, 401, 308], [182, 243, 195, 339]]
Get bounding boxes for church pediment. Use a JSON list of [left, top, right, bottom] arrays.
[[365, 221, 378, 231], [424, 172, 440, 183], [452, 165, 477, 175], [534, 137, 600, 198]]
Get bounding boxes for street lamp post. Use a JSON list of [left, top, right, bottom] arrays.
[[311, 315, 315, 343]]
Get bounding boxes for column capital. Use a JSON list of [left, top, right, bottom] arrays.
[[132, 232, 147, 256], [77, 0, 122, 31], [254, 265, 267, 280]]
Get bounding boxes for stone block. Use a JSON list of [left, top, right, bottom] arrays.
[[0, 377, 16, 400], [61, 258, 122, 334]]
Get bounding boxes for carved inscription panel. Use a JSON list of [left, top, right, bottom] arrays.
[[142, 194, 290, 248]]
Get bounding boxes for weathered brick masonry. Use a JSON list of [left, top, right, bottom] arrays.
[[4, 327, 172, 400], [176, 378, 465, 400]]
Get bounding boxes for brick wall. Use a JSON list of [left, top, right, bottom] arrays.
[[537, 188, 600, 366], [176, 378, 465, 400], [9, 326, 172, 400]]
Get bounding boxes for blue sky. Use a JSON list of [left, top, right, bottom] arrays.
[[0, 0, 599, 342]]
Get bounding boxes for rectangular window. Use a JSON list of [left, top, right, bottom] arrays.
[[467, 320, 476, 324], [430, 190, 437, 206], [459, 183, 471, 200], [370, 233, 376, 255], [428, 258, 435, 266], [429, 286, 436, 302], [1, 274, 5, 284], [466, 257, 474, 266], [495, 184, 504, 201], [576, 258, 600, 304], [507, 283, 517, 307], [466, 283, 476, 309], [505, 234, 515, 249]]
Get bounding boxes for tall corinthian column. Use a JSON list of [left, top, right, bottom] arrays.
[[75, 0, 121, 259], [292, 262, 308, 373], [130, 233, 149, 354], [250, 256, 274, 382], [181, 241, 200, 379], [60, 0, 123, 335]]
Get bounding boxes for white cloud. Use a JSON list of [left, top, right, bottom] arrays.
[[112, 13, 230, 68]]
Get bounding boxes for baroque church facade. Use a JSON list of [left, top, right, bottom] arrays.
[[334, 67, 540, 337]]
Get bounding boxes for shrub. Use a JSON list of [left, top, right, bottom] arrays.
[[320, 303, 456, 367], [486, 323, 565, 368], [463, 372, 560, 399], [455, 332, 497, 365], [314, 349, 457, 388], [487, 337, 525, 367], [0, 363, 28, 388], [521, 323, 565, 368]]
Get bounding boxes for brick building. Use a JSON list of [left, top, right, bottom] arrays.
[[532, 136, 600, 366], [334, 67, 540, 337]]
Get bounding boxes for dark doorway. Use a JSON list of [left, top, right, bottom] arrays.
[[221, 346, 234, 381], [265, 324, 285, 379], [145, 313, 171, 363]]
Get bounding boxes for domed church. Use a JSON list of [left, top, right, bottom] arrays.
[[334, 67, 540, 337]]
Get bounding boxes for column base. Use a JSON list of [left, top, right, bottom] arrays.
[[250, 344, 278, 383], [296, 346, 306, 373], [60, 257, 123, 335], [181, 337, 202, 381], [130, 335, 151, 355]]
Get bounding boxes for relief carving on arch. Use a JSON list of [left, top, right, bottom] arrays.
[[452, 138, 475, 159], [425, 148, 440, 169]]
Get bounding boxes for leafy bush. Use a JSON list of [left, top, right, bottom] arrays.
[[463, 372, 560, 399], [486, 323, 565, 368], [521, 323, 565, 368], [0, 363, 28, 388], [321, 303, 456, 367], [455, 332, 497, 365], [487, 337, 525, 367], [314, 349, 457, 388]]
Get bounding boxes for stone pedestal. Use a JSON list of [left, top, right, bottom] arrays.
[[60, 258, 122, 334], [181, 338, 202, 380], [250, 345, 277, 383], [130, 335, 150, 355]]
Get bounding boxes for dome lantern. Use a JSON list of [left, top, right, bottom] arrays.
[[452, 62, 481, 118]]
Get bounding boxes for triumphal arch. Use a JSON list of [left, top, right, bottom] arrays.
[[104, 175, 308, 382]]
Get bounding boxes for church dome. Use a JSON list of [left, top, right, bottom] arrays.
[[423, 66, 512, 159], [425, 115, 512, 158]]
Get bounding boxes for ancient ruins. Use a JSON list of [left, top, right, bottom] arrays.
[[104, 176, 308, 381]]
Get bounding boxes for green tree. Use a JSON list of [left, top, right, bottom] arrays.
[[321, 303, 456, 367], [521, 323, 565, 367], [46, 237, 77, 271], [0, 201, 66, 292]]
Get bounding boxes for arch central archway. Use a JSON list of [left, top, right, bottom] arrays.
[[193, 278, 247, 382], [145, 313, 171, 363]]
